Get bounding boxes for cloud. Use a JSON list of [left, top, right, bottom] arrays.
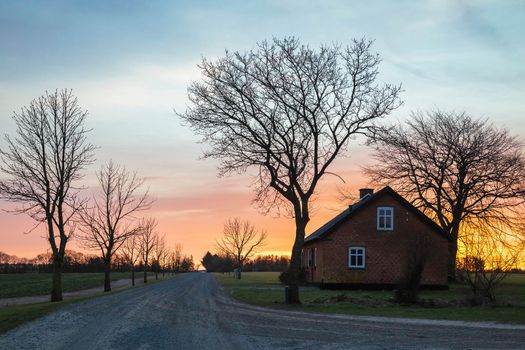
[[456, 0, 508, 49]]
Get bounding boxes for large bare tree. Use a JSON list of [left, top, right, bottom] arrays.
[[216, 218, 267, 280], [180, 37, 401, 303], [139, 217, 157, 284], [365, 111, 525, 279], [0, 90, 95, 301], [79, 161, 151, 291]]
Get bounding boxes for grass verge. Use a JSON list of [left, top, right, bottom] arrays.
[[0, 272, 149, 299], [214, 272, 525, 324], [0, 274, 176, 334]]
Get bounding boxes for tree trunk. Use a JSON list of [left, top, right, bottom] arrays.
[[237, 262, 242, 280], [287, 219, 307, 304], [447, 221, 459, 282], [155, 265, 158, 280], [50, 259, 63, 302], [104, 259, 111, 292], [131, 268, 135, 287], [144, 266, 148, 283]]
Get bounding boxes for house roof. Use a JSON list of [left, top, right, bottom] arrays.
[[303, 186, 451, 244]]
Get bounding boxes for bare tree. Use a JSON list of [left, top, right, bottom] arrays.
[[121, 234, 140, 286], [180, 37, 401, 303], [0, 90, 95, 301], [458, 221, 524, 303], [172, 243, 183, 273], [216, 218, 267, 280], [79, 161, 151, 291], [153, 234, 167, 280], [139, 217, 157, 283], [365, 111, 525, 280]]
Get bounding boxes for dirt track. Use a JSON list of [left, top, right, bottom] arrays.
[[1, 272, 524, 349]]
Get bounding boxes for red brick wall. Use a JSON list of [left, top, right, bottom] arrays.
[[303, 192, 448, 286]]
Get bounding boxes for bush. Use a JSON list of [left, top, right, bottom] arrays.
[[395, 234, 430, 304], [278, 269, 307, 285]]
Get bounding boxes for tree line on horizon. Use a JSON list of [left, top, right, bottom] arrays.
[[1, 36, 524, 305], [0, 248, 195, 276], [201, 252, 290, 274]]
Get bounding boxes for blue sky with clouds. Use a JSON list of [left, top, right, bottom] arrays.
[[1, 0, 524, 257]]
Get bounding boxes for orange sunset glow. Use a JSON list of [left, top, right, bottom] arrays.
[[0, 153, 369, 262]]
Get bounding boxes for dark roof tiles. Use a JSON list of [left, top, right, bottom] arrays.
[[303, 186, 450, 244]]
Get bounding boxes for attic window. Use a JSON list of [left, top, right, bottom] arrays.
[[377, 207, 394, 231], [348, 247, 365, 269]]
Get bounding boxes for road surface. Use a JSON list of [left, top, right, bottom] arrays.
[[1, 272, 524, 349]]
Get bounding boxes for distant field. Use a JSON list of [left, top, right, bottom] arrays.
[[0, 272, 150, 299], [214, 272, 525, 324]]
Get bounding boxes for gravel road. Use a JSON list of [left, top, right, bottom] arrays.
[[1, 272, 524, 349]]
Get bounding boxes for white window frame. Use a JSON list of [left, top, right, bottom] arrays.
[[377, 206, 394, 231], [348, 246, 366, 269]]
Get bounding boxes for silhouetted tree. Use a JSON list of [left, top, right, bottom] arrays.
[[216, 218, 267, 279], [170, 243, 183, 273], [458, 222, 524, 303], [180, 37, 401, 303], [0, 89, 95, 301], [153, 234, 167, 280], [366, 111, 525, 280], [79, 161, 151, 291], [201, 252, 234, 272], [121, 234, 141, 286], [139, 217, 157, 283]]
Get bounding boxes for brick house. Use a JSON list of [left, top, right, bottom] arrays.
[[302, 186, 450, 289]]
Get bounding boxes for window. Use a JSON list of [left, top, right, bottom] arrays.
[[307, 248, 316, 268], [348, 247, 365, 269], [377, 206, 394, 230]]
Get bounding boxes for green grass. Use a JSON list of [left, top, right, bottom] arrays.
[[0, 272, 154, 299], [214, 272, 525, 324], [0, 295, 95, 334], [0, 274, 176, 334]]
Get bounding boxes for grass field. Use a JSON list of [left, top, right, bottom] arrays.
[[214, 272, 525, 324], [0, 272, 156, 299], [0, 273, 174, 334]]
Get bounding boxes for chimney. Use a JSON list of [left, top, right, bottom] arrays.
[[359, 188, 374, 199]]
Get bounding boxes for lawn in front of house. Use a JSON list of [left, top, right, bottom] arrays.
[[0, 272, 156, 299], [213, 272, 525, 324]]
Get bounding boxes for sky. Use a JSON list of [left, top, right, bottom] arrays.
[[1, 0, 524, 262]]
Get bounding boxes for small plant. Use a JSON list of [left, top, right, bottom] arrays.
[[458, 225, 523, 304], [395, 232, 430, 304]]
